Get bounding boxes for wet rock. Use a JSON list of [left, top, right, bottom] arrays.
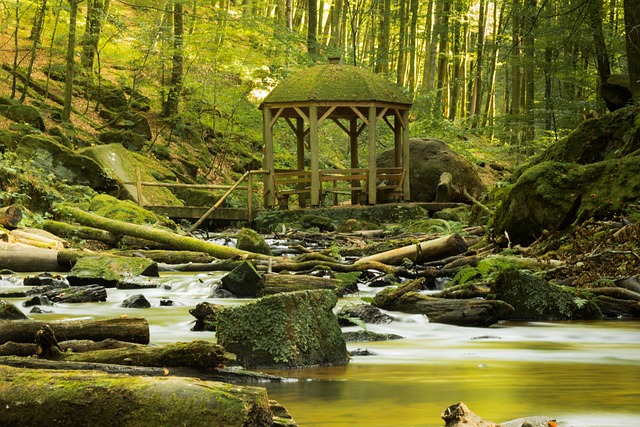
[[23, 273, 69, 288], [23, 296, 51, 307], [43, 284, 107, 303], [365, 273, 398, 288], [121, 294, 151, 308], [491, 269, 602, 321], [379, 138, 484, 202], [236, 227, 272, 256], [67, 255, 158, 288], [338, 303, 394, 325], [189, 301, 222, 331], [159, 298, 174, 307], [348, 348, 377, 356], [0, 300, 28, 320], [116, 276, 160, 290], [216, 289, 349, 368], [30, 306, 53, 314], [221, 261, 262, 298], [343, 330, 403, 342]]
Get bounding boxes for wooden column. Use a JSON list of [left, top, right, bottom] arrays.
[[309, 105, 320, 206], [262, 107, 276, 207], [350, 118, 359, 204], [367, 105, 377, 205], [402, 109, 411, 201], [394, 111, 402, 167], [296, 117, 307, 207]]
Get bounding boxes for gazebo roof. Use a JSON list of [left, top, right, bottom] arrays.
[[261, 63, 412, 107]]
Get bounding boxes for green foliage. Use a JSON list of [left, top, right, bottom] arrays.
[[449, 256, 520, 287]]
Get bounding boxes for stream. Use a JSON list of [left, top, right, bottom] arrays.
[[2, 271, 639, 427]]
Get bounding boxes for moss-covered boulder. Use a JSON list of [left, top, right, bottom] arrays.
[[491, 269, 602, 321], [80, 143, 184, 207], [378, 138, 485, 202], [0, 300, 28, 320], [216, 289, 349, 368], [190, 302, 223, 331], [236, 228, 272, 255], [493, 158, 640, 245], [15, 135, 117, 192], [221, 261, 263, 297], [67, 255, 158, 288], [0, 365, 275, 427], [0, 104, 45, 131]]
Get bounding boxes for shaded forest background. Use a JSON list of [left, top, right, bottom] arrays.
[[1, 0, 639, 183]]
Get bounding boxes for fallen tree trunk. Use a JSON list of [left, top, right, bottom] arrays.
[[0, 365, 275, 427], [260, 273, 341, 296], [356, 234, 468, 266], [56, 205, 272, 261], [442, 402, 557, 427], [43, 220, 119, 245], [0, 242, 65, 272], [0, 205, 22, 229], [0, 318, 150, 345]]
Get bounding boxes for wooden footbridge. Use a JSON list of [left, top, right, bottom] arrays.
[[128, 166, 407, 231]]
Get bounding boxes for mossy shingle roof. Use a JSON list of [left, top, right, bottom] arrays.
[[262, 64, 412, 106]]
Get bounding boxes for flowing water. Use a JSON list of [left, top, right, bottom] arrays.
[[2, 273, 639, 427]]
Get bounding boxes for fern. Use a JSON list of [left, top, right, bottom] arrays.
[[449, 256, 520, 287], [450, 266, 481, 286]]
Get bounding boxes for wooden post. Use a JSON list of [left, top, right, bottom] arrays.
[[247, 172, 253, 221], [350, 118, 360, 204], [135, 167, 144, 207], [394, 111, 402, 167], [402, 109, 411, 201], [367, 105, 377, 205], [310, 105, 320, 207], [296, 117, 307, 207], [262, 107, 276, 207]]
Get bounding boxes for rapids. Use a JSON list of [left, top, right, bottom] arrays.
[[1, 272, 639, 427]]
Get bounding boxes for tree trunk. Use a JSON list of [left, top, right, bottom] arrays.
[[0, 205, 23, 229], [471, 0, 486, 120], [0, 244, 64, 272], [0, 318, 150, 345], [357, 234, 468, 266], [434, 0, 452, 116], [307, 0, 318, 59], [43, 219, 119, 245], [523, 0, 536, 144], [375, 0, 390, 74], [0, 365, 274, 426], [20, 0, 47, 103], [56, 205, 272, 261], [260, 273, 341, 296], [81, 0, 106, 71], [407, 0, 419, 93], [624, 0, 640, 98], [396, 0, 407, 86], [162, 0, 184, 118], [62, 0, 79, 121]]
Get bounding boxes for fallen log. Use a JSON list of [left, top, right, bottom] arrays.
[[0, 338, 142, 358], [0, 205, 22, 229], [356, 234, 468, 266], [374, 291, 514, 327], [442, 402, 557, 427], [0, 318, 150, 345], [0, 242, 65, 272], [260, 273, 341, 296], [587, 286, 640, 301], [42, 284, 108, 303], [43, 220, 119, 245], [0, 365, 276, 427], [56, 205, 272, 261], [9, 228, 65, 250], [594, 295, 640, 318]]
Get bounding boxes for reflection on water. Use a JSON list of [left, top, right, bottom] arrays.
[[2, 274, 640, 427]]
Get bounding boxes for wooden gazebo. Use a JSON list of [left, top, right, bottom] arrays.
[[260, 59, 412, 208]]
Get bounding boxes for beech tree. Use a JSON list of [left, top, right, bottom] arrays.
[[624, 0, 640, 98]]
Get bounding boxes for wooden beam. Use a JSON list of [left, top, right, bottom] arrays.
[[309, 105, 320, 206], [293, 106, 309, 123], [262, 107, 276, 207], [318, 105, 337, 124], [402, 109, 411, 201], [270, 107, 285, 127], [350, 106, 369, 124]]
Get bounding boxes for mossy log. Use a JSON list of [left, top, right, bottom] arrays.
[[260, 273, 340, 296], [57, 205, 272, 261], [0, 365, 275, 427], [0, 205, 22, 229], [43, 220, 119, 245], [357, 234, 468, 266], [0, 243, 65, 272], [0, 338, 141, 358], [0, 318, 150, 345]]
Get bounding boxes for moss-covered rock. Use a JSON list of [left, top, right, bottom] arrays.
[[221, 261, 263, 297], [0, 365, 274, 427], [16, 135, 117, 192], [433, 205, 472, 223], [80, 143, 184, 207], [236, 227, 272, 255], [0, 104, 45, 131], [493, 158, 640, 245], [67, 255, 158, 288], [216, 289, 349, 368], [0, 300, 28, 320], [491, 268, 602, 321], [378, 138, 485, 203]]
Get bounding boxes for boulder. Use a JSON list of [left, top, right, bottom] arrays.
[[221, 261, 263, 298], [99, 130, 148, 151], [121, 294, 151, 308], [601, 74, 633, 111], [0, 300, 28, 320], [236, 227, 272, 255], [337, 303, 394, 325], [15, 135, 117, 192], [216, 289, 349, 368], [378, 138, 485, 202], [0, 104, 45, 131], [189, 301, 223, 331], [491, 269, 602, 321], [67, 255, 158, 288]]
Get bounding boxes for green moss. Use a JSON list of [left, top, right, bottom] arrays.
[[88, 194, 175, 228]]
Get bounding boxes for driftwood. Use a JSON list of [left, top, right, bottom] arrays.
[[260, 273, 341, 296], [442, 402, 557, 427], [57, 205, 273, 261], [0, 205, 22, 229], [0, 318, 150, 345], [0, 338, 140, 357], [0, 364, 275, 426], [357, 234, 468, 266], [0, 243, 65, 272]]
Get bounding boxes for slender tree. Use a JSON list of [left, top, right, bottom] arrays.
[[63, 0, 80, 121], [162, 0, 185, 119], [624, 0, 640, 98]]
